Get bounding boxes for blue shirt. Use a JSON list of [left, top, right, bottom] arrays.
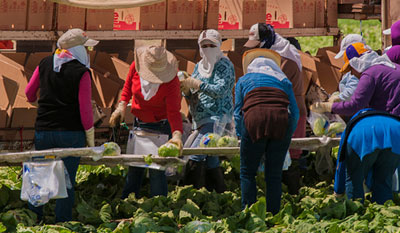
[[338, 72, 359, 101], [234, 72, 299, 137], [334, 110, 400, 193], [186, 57, 235, 129]]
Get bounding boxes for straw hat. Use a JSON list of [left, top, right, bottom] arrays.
[[242, 48, 281, 74], [135, 46, 178, 84]]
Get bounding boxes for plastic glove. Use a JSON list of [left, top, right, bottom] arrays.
[[167, 130, 183, 154], [180, 82, 191, 96], [180, 77, 202, 91], [310, 102, 333, 113], [328, 92, 341, 103], [109, 101, 127, 127], [85, 127, 95, 147]]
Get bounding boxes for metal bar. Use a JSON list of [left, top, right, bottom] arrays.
[[0, 28, 341, 41]]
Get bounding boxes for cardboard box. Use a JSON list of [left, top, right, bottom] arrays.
[[0, 75, 19, 111], [91, 51, 129, 86], [114, 7, 140, 31], [315, 0, 324, 27], [167, 0, 193, 30], [218, 0, 241, 29], [180, 98, 189, 117], [27, 0, 54, 30], [1, 52, 27, 66], [140, 1, 166, 30], [25, 52, 52, 74], [0, 0, 27, 30], [0, 58, 29, 95], [125, 106, 135, 124], [0, 109, 7, 127], [327, 0, 338, 27], [99, 107, 111, 127], [10, 95, 37, 128], [193, 0, 220, 30], [266, 0, 316, 28], [86, 9, 114, 31], [242, 0, 266, 29], [316, 46, 343, 70], [57, 4, 85, 31], [91, 70, 121, 108], [338, 0, 364, 3], [227, 51, 243, 82]]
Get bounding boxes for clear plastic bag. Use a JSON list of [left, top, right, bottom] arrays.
[[21, 160, 69, 207], [307, 111, 346, 137], [92, 142, 121, 161], [199, 116, 239, 148]]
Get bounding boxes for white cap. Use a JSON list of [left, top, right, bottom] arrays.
[[58, 28, 99, 49], [383, 28, 391, 35], [198, 29, 222, 46], [335, 34, 368, 59], [244, 23, 262, 48]]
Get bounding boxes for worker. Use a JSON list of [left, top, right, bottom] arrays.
[[180, 29, 235, 193], [243, 23, 305, 195], [310, 42, 400, 117], [109, 46, 183, 199], [235, 49, 299, 214], [333, 108, 400, 204], [25, 28, 98, 222], [328, 34, 371, 103], [386, 45, 400, 64]]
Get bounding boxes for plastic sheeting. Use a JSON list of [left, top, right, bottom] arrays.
[[50, 0, 164, 9]]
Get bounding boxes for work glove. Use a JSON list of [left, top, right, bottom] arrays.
[[328, 92, 341, 103], [109, 101, 127, 127], [166, 130, 183, 155], [85, 127, 95, 147], [180, 77, 202, 91], [310, 102, 333, 114]]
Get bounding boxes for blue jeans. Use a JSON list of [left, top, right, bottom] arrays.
[[121, 120, 171, 199], [29, 130, 85, 223], [345, 144, 400, 204], [240, 118, 294, 215], [189, 123, 221, 169]]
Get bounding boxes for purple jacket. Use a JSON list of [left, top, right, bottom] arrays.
[[387, 45, 400, 65], [332, 64, 400, 116]]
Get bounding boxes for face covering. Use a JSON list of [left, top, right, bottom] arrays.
[[140, 77, 160, 101], [53, 45, 90, 72], [198, 43, 223, 78]]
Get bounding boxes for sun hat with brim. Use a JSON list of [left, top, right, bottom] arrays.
[[58, 28, 99, 49], [340, 42, 368, 73], [335, 34, 367, 59], [135, 45, 178, 84], [198, 29, 222, 45], [242, 48, 281, 74]]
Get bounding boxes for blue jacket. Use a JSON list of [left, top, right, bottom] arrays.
[[234, 72, 299, 137]]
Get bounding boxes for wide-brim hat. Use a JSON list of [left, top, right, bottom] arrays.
[[135, 46, 178, 84], [242, 48, 281, 74]]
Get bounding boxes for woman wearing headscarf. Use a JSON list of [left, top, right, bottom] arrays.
[[243, 23, 305, 195], [109, 45, 183, 198], [25, 28, 98, 222], [310, 42, 400, 116], [235, 49, 299, 214], [180, 29, 235, 193]]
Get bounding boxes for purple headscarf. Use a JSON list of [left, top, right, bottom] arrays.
[[386, 45, 400, 65], [391, 20, 400, 46]]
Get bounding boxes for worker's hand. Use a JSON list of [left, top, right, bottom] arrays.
[[310, 102, 333, 113], [180, 77, 202, 91], [167, 130, 183, 155], [85, 127, 95, 147], [180, 82, 191, 96], [109, 101, 127, 127], [328, 92, 341, 103]]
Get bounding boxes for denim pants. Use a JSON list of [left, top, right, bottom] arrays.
[[240, 118, 294, 215], [345, 144, 400, 204], [189, 123, 221, 169], [29, 130, 85, 223], [121, 120, 171, 199]]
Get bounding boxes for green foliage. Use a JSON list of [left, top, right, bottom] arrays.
[[216, 136, 239, 147], [297, 19, 381, 55]]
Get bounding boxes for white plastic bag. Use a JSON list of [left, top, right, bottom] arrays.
[[199, 116, 238, 148], [21, 160, 68, 207], [282, 151, 292, 171], [307, 111, 346, 137]]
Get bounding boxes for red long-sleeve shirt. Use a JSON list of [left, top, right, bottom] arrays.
[[120, 62, 183, 133]]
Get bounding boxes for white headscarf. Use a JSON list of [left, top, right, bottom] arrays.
[[247, 57, 287, 82], [53, 45, 90, 72], [140, 77, 160, 101], [349, 51, 396, 73], [270, 34, 302, 71], [197, 31, 224, 78]]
